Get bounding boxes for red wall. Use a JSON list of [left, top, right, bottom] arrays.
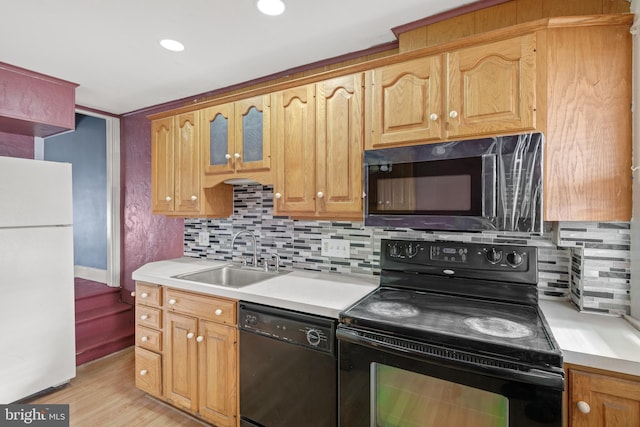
[[0, 131, 34, 158], [120, 112, 183, 302]]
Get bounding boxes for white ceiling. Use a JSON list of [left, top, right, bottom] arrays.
[[1, 0, 476, 115]]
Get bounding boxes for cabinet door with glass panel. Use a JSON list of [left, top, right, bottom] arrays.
[[202, 95, 271, 178]]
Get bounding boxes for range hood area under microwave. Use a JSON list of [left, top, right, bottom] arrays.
[[363, 133, 543, 234]]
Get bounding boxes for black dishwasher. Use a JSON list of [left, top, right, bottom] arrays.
[[239, 302, 337, 427]]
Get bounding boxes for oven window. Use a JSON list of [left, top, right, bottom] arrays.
[[372, 363, 508, 427]]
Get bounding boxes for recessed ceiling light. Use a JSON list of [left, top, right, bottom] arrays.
[[257, 0, 285, 16], [160, 39, 185, 52]]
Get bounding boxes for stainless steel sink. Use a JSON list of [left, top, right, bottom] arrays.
[[174, 265, 289, 288]]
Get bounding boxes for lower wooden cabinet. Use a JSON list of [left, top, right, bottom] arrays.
[[134, 282, 239, 427], [566, 364, 640, 427]]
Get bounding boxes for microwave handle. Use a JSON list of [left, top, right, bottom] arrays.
[[482, 154, 497, 217]]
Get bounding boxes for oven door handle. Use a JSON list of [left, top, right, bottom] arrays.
[[337, 327, 564, 390]]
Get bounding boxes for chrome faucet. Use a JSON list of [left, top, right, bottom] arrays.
[[231, 230, 258, 267]]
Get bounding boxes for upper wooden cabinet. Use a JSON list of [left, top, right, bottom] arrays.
[[365, 17, 631, 222], [149, 15, 632, 223], [202, 95, 272, 187], [316, 74, 364, 218], [542, 22, 631, 222], [151, 113, 233, 217], [366, 34, 536, 149], [273, 84, 317, 214], [367, 55, 443, 147], [273, 74, 364, 219], [447, 34, 536, 137]]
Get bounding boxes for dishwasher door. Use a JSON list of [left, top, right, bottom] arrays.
[[239, 306, 337, 427]]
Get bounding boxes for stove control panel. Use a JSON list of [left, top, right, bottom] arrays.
[[382, 239, 538, 283]]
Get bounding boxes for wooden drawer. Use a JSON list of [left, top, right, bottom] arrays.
[[135, 282, 162, 307], [136, 305, 162, 329], [135, 347, 162, 397], [164, 288, 237, 325], [136, 325, 162, 352]]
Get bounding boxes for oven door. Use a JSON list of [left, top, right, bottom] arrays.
[[338, 327, 563, 427]]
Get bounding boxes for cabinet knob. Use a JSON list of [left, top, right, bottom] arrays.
[[140, 292, 148, 299], [317, 191, 324, 198], [225, 153, 231, 160], [191, 195, 197, 201], [196, 336, 204, 343], [130, 291, 135, 297], [362, 192, 366, 199], [577, 401, 591, 414], [141, 336, 149, 342], [168, 298, 177, 305], [215, 309, 223, 316], [429, 113, 439, 121], [140, 314, 148, 320], [449, 110, 459, 119], [165, 196, 172, 202], [234, 152, 241, 159], [275, 192, 282, 199], [186, 332, 195, 339], [139, 369, 148, 376]]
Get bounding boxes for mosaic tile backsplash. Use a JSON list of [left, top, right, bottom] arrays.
[[184, 184, 630, 315]]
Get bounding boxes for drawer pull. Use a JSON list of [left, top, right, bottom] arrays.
[[196, 336, 204, 343], [168, 299, 177, 305], [140, 292, 149, 299], [577, 401, 591, 414], [130, 291, 135, 297], [140, 314, 149, 321], [215, 309, 223, 316], [186, 332, 195, 339], [141, 336, 149, 342], [139, 369, 148, 376]]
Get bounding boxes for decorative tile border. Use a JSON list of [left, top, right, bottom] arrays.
[[184, 185, 631, 314]]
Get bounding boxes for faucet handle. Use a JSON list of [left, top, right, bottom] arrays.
[[271, 253, 281, 272]]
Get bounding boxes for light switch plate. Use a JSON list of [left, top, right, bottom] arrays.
[[198, 231, 210, 246], [321, 238, 350, 258]]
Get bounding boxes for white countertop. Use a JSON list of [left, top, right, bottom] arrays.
[[540, 299, 640, 377], [132, 257, 379, 319], [133, 258, 640, 377]]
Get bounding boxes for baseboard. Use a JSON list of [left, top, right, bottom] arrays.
[[74, 266, 110, 285]]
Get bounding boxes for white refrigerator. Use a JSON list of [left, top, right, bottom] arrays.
[[0, 156, 76, 403]]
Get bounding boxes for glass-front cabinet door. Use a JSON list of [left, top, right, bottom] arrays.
[[202, 103, 235, 175], [201, 95, 270, 177], [235, 94, 270, 173]]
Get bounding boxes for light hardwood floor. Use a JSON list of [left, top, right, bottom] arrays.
[[29, 347, 207, 426]]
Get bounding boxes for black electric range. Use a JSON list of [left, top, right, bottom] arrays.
[[337, 239, 564, 427]]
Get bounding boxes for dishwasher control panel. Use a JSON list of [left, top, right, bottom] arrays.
[[239, 302, 336, 354]]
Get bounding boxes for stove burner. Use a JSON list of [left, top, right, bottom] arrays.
[[463, 316, 534, 339], [366, 301, 419, 318]]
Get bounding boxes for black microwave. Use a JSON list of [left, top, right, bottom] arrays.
[[363, 133, 543, 233]]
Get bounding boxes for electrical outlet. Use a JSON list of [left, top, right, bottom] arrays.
[[321, 238, 350, 258], [198, 231, 210, 246]]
